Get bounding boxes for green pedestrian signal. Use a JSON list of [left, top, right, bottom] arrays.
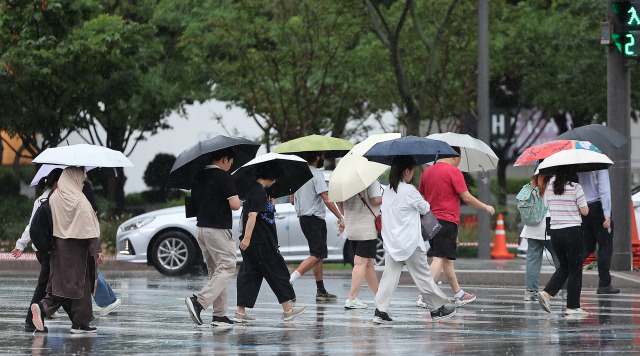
[[611, 1, 640, 58]]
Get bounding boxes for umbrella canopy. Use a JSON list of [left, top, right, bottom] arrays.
[[168, 135, 260, 189], [32, 144, 134, 168], [425, 132, 498, 172], [273, 135, 354, 158], [536, 149, 613, 175], [514, 140, 602, 167], [30, 164, 96, 186], [328, 133, 401, 202], [231, 152, 312, 199], [363, 136, 459, 166], [556, 124, 628, 153]]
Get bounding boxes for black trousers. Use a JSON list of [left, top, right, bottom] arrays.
[[544, 226, 584, 309], [582, 201, 613, 288], [237, 243, 295, 308], [25, 252, 51, 326]]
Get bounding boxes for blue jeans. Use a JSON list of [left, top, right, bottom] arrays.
[[93, 269, 117, 307], [525, 238, 560, 291]]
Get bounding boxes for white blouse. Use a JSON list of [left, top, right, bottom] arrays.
[[380, 181, 430, 261]]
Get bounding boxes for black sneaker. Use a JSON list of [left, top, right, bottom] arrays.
[[372, 308, 393, 324], [185, 295, 204, 325], [430, 305, 457, 322], [316, 290, 338, 301], [24, 323, 47, 333], [211, 316, 234, 327], [597, 285, 621, 295], [70, 325, 97, 334]]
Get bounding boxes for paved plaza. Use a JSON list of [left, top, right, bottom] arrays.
[[2, 266, 640, 355]]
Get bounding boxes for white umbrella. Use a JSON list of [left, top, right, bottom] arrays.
[[537, 149, 613, 175], [328, 133, 401, 202], [32, 144, 134, 168], [29, 164, 97, 186], [425, 132, 498, 172]]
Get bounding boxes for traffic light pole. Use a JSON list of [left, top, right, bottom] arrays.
[[608, 0, 633, 271], [477, 0, 491, 259]]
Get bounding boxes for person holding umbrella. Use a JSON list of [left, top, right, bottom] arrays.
[[538, 166, 589, 316], [185, 148, 241, 327], [288, 151, 343, 301], [418, 146, 495, 308], [30, 167, 103, 333], [372, 155, 455, 323], [234, 163, 307, 323]]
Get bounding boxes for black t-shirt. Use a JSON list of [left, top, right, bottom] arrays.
[[241, 181, 278, 246], [192, 167, 238, 229]]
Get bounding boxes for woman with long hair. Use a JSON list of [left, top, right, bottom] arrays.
[[538, 167, 589, 316], [521, 174, 561, 301], [372, 155, 455, 324]]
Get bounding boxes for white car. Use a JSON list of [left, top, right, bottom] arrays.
[[116, 171, 384, 275]]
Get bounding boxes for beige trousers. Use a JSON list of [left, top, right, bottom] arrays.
[[195, 227, 237, 317], [375, 247, 450, 312]]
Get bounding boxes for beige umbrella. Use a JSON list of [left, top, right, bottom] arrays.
[[328, 133, 401, 202], [425, 132, 498, 172]]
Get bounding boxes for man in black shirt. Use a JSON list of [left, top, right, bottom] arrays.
[[185, 148, 241, 327]]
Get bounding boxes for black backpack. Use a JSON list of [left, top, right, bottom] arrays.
[[29, 197, 54, 253]]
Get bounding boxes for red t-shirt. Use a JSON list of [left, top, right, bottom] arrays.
[[418, 162, 468, 224]]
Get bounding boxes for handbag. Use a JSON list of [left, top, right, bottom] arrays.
[[421, 210, 442, 241], [358, 193, 382, 233]]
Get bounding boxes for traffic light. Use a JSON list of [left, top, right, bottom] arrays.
[[611, 1, 640, 58]]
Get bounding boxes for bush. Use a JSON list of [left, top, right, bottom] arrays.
[[124, 192, 145, 206], [0, 168, 21, 197], [99, 214, 132, 255], [0, 195, 35, 251], [144, 153, 176, 190]]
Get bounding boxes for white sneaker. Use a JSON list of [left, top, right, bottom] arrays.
[[344, 298, 368, 309], [99, 299, 121, 316], [415, 295, 428, 309], [454, 292, 476, 307]]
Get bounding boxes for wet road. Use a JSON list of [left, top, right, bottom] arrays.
[[1, 269, 640, 355]]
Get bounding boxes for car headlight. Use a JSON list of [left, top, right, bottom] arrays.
[[120, 216, 155, 232]]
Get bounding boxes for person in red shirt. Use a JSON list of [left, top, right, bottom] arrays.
[[416, 146, 495, 308]]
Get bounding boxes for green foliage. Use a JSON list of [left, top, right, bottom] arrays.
[[143, 153, 176, 190], [124, 192, 145, 206], [0, 168, 20, 197], [492, 0, 610, 123], [0, 195, 34, 251], [99, 214, 132, 255], [162, 197, 185, 209], [182, 0, 381, 144]]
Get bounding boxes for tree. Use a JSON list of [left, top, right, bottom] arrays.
[[182, 0, 382, 148], [363, 0, 493, 136], [0, 0, 99, 164], [143, 153, 176, 190]]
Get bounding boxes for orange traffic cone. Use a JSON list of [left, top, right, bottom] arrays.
[[491, 213, 514, 259], [630, 200, 640, 269]]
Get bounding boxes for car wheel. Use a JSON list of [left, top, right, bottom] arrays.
[[374, 234, 385, 266], [150, 230, 195, 276]]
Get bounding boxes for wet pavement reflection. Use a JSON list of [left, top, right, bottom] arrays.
[[2, 270, 640, 354]]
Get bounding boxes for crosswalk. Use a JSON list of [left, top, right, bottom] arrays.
[[1, 271, 639, 354]]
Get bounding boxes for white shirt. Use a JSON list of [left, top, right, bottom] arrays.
[[14, 190, 51, 252], [380, 181, 430, 261]]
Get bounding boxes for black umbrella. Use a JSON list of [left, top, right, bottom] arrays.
[[168, 135, 260, 189], [363, 136, 459, 166], [556, 124, 628, 154], [231, 153, 312, 199]]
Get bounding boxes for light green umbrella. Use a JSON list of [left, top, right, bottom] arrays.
[[273, 135, 354, 158]]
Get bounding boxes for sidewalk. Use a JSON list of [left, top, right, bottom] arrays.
[[3, 252, 640, 289]]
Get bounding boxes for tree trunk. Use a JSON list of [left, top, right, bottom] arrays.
[[105, 128, 127, 218]]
